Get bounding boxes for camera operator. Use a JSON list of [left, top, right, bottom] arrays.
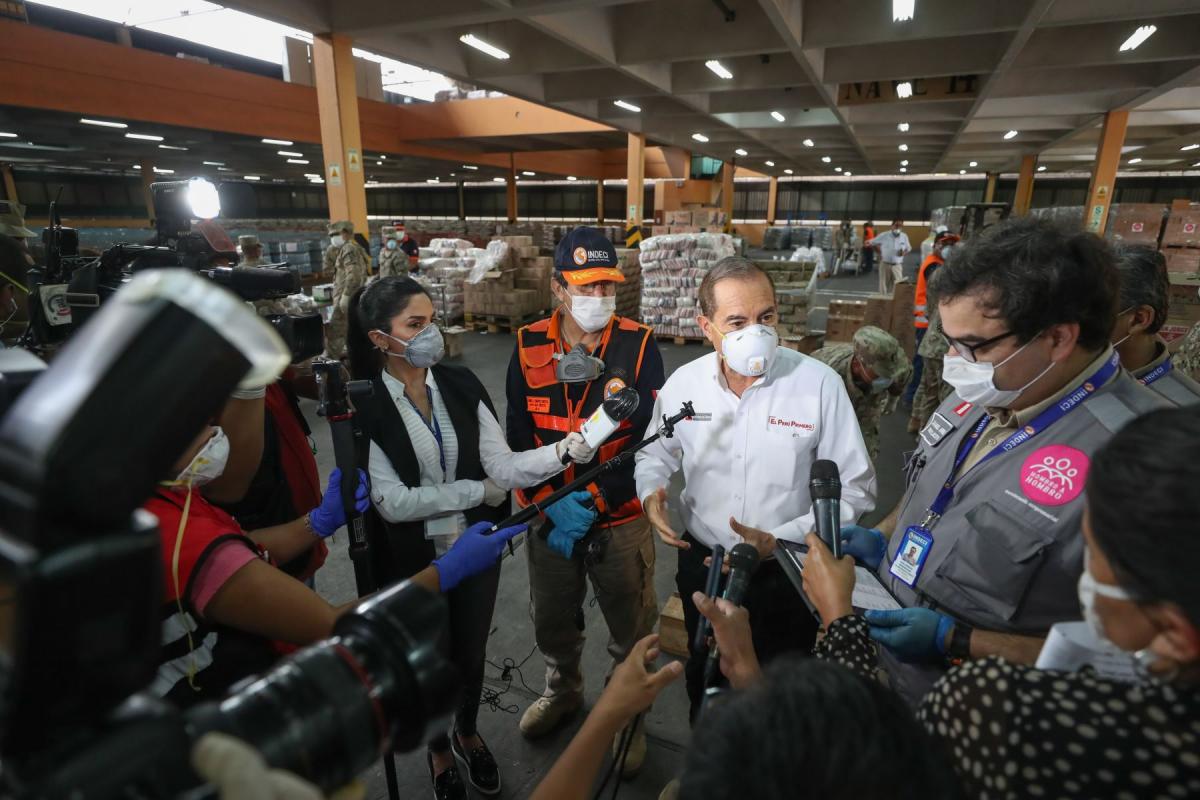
[[0, 234, 31, 345], [347, 276, 587, 800], [700, 406, 1200, 800], [146, 419, 527, 709]]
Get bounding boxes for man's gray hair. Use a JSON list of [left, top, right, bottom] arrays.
[[698, 256, 775, 317]]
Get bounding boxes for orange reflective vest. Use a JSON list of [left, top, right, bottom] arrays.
[[914, 252, 943, 329], [513, 310, 653, 524]]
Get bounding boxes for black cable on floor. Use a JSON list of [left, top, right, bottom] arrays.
[[481, 640, 541, 713]]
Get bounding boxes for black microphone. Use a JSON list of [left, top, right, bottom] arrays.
[[809, 459, 842, 559], [562, 385, 640, 464], [703, 543, 760, 689]]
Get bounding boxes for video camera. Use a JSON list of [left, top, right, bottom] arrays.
[[0, 271, 459, 799], [20, 178, 324, 363]]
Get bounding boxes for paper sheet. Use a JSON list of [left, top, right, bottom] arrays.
[[1035, 621, 1138, 683], [788, 549, 901, 612]]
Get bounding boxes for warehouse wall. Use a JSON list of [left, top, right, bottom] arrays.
[[12, 169, 1200, 225]]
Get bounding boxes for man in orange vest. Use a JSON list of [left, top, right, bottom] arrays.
[[506, 227, 664, 774], [904, 231, 959, 405], [861, 220, 877, 273]]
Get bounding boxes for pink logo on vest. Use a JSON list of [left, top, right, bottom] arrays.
[[1020, 445, 1088, 506]]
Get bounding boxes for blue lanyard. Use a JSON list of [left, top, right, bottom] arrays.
[[1138, 359, 1173, 386], [925, 352, 1120, 523], [406, 385, 447, 480]]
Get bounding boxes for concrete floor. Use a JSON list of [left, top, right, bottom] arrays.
[[302, 262, 914, 799]]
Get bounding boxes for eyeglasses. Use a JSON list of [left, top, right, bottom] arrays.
[[940, 322, 1020, 363]]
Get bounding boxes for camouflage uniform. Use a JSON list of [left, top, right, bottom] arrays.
[[1178, 321, 1200, 382], [377, 225, 407, 279], [234, 234, 288, 316], [326, 220, 369, 358], [811, 326, 911, 462], [910, 310, 953, 430]]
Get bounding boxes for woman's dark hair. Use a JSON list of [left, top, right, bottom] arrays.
[[346, 276, 431, 380], [1112, 243, 1169, 334], [1088, 407, 1200, 629], [679, 657, 963, 800], [930, 216, 1118, 351]]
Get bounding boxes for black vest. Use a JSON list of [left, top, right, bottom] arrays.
[[361, 363, 507, 583]]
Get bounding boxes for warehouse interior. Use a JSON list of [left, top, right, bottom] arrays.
[[3, 0, 1200, 798]]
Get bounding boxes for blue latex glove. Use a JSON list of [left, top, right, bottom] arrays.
[[864, 607, 954, 663], [840, 524, 887, 569], [433, 521, 528, 591], [544, 490, 597, 559], [309, 468, 370, 538]]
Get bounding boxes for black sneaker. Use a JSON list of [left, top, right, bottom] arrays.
[[450, 731, 501, 795], [427, 751, 467, 800]]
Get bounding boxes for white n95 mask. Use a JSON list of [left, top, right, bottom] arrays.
[[176, 427, 230, 487], [567, 294, 616, 333], [718, 324, 778, 377]]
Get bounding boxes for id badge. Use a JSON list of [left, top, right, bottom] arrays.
[[889, 525, 933, 587], [424, 514, 459, 540]]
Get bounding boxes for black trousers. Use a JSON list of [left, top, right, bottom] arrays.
[[676, 532, 818, 722], [429, 560, 501, 752]]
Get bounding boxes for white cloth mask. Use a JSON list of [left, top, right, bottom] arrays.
[[176, 427, 230, 487], [1077, 548, 1133, 646], [329, 235, 343, 248], [718, 323, 779, 377], [942, 335, 1053, 407], [567, 294, 616, 333]]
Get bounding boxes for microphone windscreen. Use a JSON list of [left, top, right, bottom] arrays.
[[809, 459, 841, 499], [602, 386, 641, 422], [728, 542, 760, 574]]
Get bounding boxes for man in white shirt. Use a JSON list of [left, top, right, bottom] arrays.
[[635, 257, 876, 718], [867, 219, 912, 296]]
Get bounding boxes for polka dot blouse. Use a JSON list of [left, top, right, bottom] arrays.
[[816, 615, 1200, 800]]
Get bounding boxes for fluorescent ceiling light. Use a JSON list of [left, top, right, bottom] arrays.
[[614, 100, 641, 112], [1004, 130, 1018, 140], [459, 33, 509, 60], [286, 158, 309, 164], [262, 138, 292, 145], [968, 161, 977, 167], [244, 175, 261, 181], [567, 176, 578, 181], [896, 81, 913, 99], [80, 117, 127, 128], [462, 164, 479, 170], [158, 144, 188, 151], [217, 167, 233, 172], [126, 132, 164, 141], [844, 171, 852, 176], [304, 173, 320, 178], [277, 150, 303, 157], [770, 111, 786, 123], [522, 171, 536, 176], [735, 148, 749, 156], [784, 168, 794, 175], [893, 0, 915, 22], [1119, 25, 1156, 52], [692, 133, 709, 142], [765, 160, 775, 167], [1181, 143, 1199, 151], [1193, 162, 1200, 167], [802, 139, 815, 147], [901, 159, 909, 166], [1037, 165, 1047, 172], [834, 167, 842, 172], [899, 167, 907, 173], [897, 122, 910, 132], [203, 160, 224, 166], [378, 155, 386, 160], [821, 156, 831, 163], [427, 178, 440, 183], [898, 143, 909, 151], [1128, 157, 1142, 164], [152, 167, 174, 174], [493, 177, 505, 182], [0, 132, 17, 138], [959, 169, 967, 174], [132, 164, 141, 169], [705, 59, 733, 79]]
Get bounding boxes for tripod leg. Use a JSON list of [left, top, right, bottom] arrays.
[[384, 751, 400, 800]]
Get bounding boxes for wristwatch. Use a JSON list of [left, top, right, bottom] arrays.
[[945, 621, 973, 667]]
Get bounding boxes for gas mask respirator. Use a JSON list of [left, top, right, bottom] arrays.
[[555, 344, 605, 383]]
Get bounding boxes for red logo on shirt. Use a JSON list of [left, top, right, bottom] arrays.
[[953, 401, 973, 417], [769, 416, 815, 432]]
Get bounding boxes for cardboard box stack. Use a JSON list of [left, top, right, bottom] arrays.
[[774, 287, 809, 337], [890, 282, 917, 357], [1106, 204, 1166, 245], [639, 233, 737, 338], [757, 258, 816, 285], [660, 208, 727, 236], [825, 300, 867, 343], [614, 248, 642, 320], [864, 293, 895, 331], [463, 235, 551, 323], [1162, 201, 1200, 276]]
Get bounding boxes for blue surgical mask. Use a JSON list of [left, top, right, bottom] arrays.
[[386, 240, 398, 250]]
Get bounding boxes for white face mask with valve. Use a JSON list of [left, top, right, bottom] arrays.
[[717, 323, 779, 377], [174, 427, 230, 487], [942, 335, 1054, 407], [566, 294, 616, 333]]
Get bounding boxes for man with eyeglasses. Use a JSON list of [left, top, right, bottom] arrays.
[[837, 217, 1167, 707]]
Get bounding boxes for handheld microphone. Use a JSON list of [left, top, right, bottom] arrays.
[[691, 543, 725, 654], [703, 543, 760, 689], [809, 460, 842, 559], [563, 385, 640, 464]]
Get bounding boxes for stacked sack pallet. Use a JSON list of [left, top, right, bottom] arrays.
[[414, 238, 477, 323], [758, 259, 816, 339], [266, 239, 324, 275], [639, 233, 737, 338], [614, 248, 642, 319], [463, 235, 552, 329]]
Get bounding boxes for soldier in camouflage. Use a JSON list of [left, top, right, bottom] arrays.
[[325, 220, 369, 359], [909, 307, 953, 432], [377, 225, 407, 278], [234, 233, 290, 316], [811, 325, 911, 462]]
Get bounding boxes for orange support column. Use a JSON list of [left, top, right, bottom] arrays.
[[596, 179, 605, 224], [1013, 155, 1038, 216], [984, 172, 998, 203], [312, 33, 368, 235], [766, 176, 778, 225], [625, 133, 646, 247], [720, 162, 734, 233], [1085, 110, 1129, 234]]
